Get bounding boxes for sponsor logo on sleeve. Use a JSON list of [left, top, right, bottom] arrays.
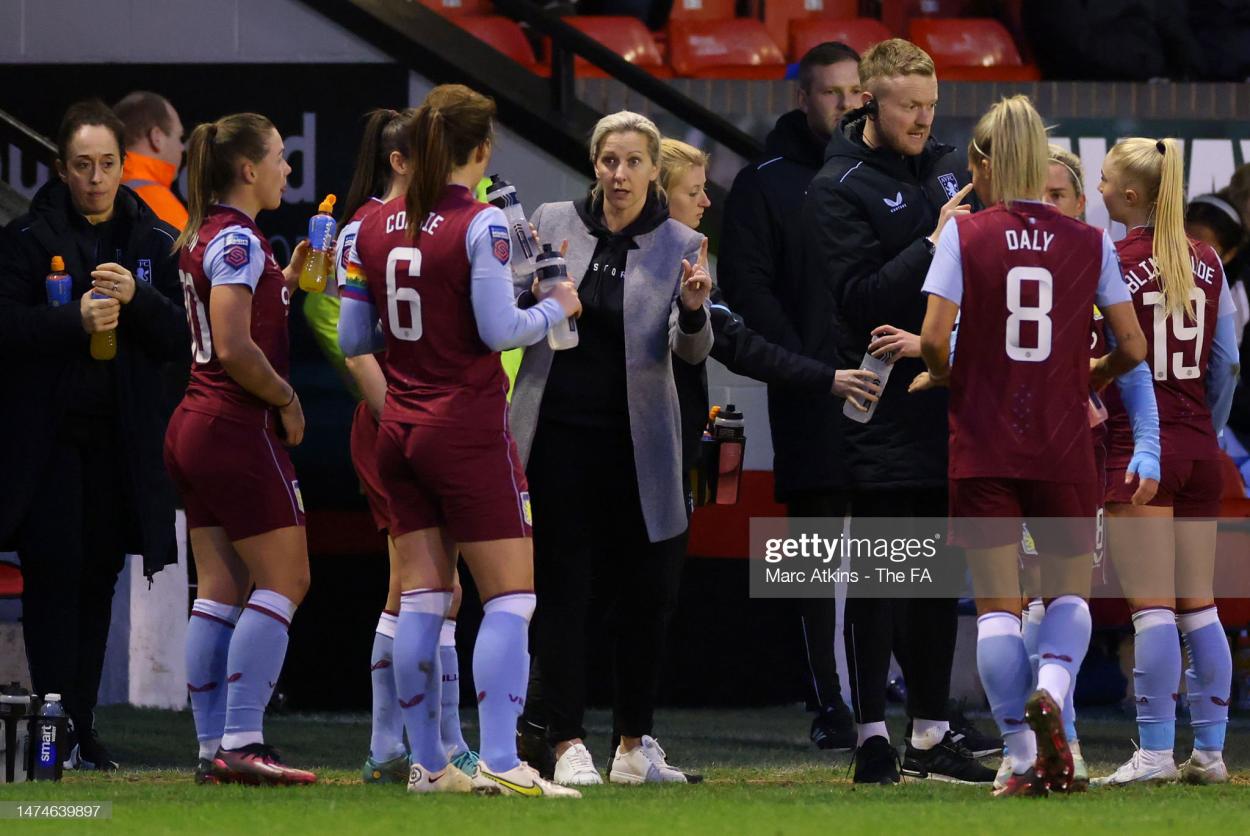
[[223, 232, 251, 269], [490, 225, 511, 265], [520, 491, 532, 526]]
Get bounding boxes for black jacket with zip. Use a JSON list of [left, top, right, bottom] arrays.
[[718, 109, 849, 499], [800, 110, 972, 490], [0, 180, 188, 577]]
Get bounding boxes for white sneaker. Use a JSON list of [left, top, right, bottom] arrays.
[[407, 761, 478, 794], [552, 742, 603, 786], [479, 760, 582, 798], [1091, 745, 1178, 787], [608, 736, 688, 784], [1179, 750, 1229, 785], [449, 756, 503, 795]]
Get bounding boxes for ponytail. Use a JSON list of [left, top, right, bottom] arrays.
[[1106, 137, 1196, 320], [404, 84, 495, 238], [173, 113, 276, 253], [968, 95, 1047, 205], [342, 108, 416, 223]]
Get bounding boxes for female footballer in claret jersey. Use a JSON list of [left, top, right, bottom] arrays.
[[164, 113, 316, 785], [338, 84, 582, 798]]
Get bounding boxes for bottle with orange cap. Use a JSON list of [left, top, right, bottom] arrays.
[[299, 194, 337, 293], [44, 256, 72, 308]]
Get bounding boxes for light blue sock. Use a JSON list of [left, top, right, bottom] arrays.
[[1063, 677, 1078, 744], [977, 612, 1033, 770], [1180, 608, 1232, 752], [369, 611, 406, 762], [1021, 600, 1044, 687], [439, 619, 470, 759], [186, 599, 241, 758], [1036, 595, 1091, 712], [222, 589, 294, 746], [473, 593, 535, 772], [394, 589, 450, 771], [1131, 608, 1179, 751]]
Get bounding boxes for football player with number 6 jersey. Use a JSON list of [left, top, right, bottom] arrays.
[[164, 113, 317, 786], [1093, 137, 1240, 788], [338, 84, 581, 799], [916, 96, 1150, 797]]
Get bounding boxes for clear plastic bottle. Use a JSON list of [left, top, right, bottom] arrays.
[[842, 351, 893, 423], [534, 244, 578, 351], [485, 175, 537, 286], [712, 404, 746, 505], [31, 694, 66, 782], [89, 288, 117, 360], [299, 194, 337, 293]]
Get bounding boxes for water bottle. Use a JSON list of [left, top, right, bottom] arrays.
[[843, 350, 893, 424], [31, 695, 66, 782], [89, 288, 117, 360], [299, 194, 337, 293], [485, 175, 537, 285], [712, 404, 746, 505], [534, 244, 578, 351], [0, 683, 33, 783], [44, 256, 72, 307]]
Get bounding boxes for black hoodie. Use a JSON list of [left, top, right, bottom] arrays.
[[718, 108, 849, 499], [0, 180, 188, 576], [800, 111, 972, 490]]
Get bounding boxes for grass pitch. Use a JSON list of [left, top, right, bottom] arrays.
[[1, 704, 1246, 834]]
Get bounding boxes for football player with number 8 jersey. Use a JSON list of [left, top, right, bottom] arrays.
[[337, 85, 581, 799], [163, 113, 316, 785], [1093, 138, 1240, 787], [916, 96, 1150, 797]]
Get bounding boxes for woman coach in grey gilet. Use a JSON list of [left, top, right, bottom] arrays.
[[509, 111, 711, 787]]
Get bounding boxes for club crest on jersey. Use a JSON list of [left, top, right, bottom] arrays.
[[939, 172, 960, 200], [223, 232, 250, 269], [490, 225, 511, 265], [136, 259, 152, 283]]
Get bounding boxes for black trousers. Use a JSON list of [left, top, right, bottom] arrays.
[[521, 422, 686, 744], [19, 422, 133, 732], [786, 490, 850, 710], [842, 487, 957, 725]]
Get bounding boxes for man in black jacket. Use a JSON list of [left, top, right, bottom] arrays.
[[718, 42, 864, 751], [800, 39, 995, 785], [0, 101, 188, 769]]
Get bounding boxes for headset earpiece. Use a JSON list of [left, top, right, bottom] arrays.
[[864, 97, 879, 118]]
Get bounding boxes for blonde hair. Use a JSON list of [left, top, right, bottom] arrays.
[[858, 38, 935, 92], [588, 111, 662, 201], [659, 138, 710, 196], [175, 113, 275, 252], [1106, 137, 1195, 319], [967, 95, 1048, 205], [1047, 144, 1084, 197]]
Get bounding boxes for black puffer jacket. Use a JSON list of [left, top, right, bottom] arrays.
[[801, 111, 971, 490], [719, 109, 848, 499], [0, 180, 188, 577]]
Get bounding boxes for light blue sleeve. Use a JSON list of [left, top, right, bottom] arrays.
[[337, 294, 384, 357], [1094, 231, 1131, 308], [920, 220, 963, 306], [1107, 326, 1161, 482], [1208, 312, 1239, 436], [467, 207, 563, 351], [204, 225, 266, 290]]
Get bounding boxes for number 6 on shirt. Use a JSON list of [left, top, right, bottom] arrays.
[[1005, 266, 1053, 362], [386, 246, 423, 342]]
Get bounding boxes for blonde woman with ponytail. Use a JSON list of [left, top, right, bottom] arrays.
[[1093, 138, 1241, 787], [164, 113, 318, 786], [917, 95, 1150, 797]]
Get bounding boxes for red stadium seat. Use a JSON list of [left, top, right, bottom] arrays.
[[564, 16, 672, 78], [668, 20, 787, 79], [667, 0, 736, 23], [452, 15, 547, 76], [416, 0, 492, 17], [908, 18, 1040, 81], [787, 17, 893, 61], [880, 0, 971, 35], [761, 0, 858, 56]]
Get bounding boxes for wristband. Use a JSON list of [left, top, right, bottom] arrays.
[[279, 389, 296, 408]]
